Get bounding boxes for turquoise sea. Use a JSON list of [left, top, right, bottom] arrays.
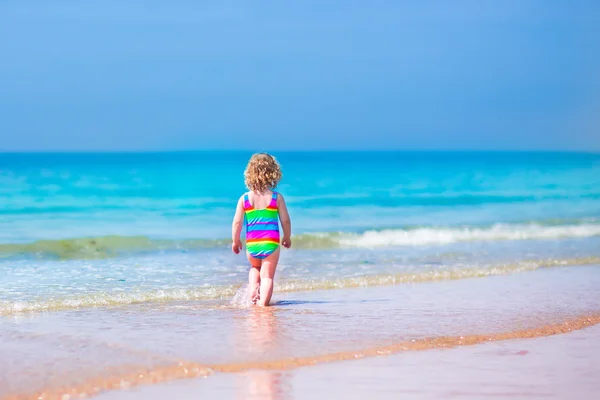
[[2, 151, 600, 398], [1, 151, 599, 315]]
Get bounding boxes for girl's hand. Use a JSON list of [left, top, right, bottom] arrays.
[[232, 240, 243, 254], [282, 237, 292, 249]]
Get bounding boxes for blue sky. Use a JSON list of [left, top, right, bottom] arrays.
[[0, 1, 598, 151]]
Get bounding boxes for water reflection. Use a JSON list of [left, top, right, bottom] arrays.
[[237, 306, 291, 400]]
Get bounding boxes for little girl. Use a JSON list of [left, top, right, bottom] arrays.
[[231, 153, 292, 306]]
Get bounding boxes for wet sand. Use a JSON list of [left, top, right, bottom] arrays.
[[99, 324, 600, 400], [1, 265, 599, 399]]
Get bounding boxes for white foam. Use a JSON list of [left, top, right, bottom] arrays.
[[1, 256, 598, 316], [337, 223, 600, 247], [230, 285, 253, 308]]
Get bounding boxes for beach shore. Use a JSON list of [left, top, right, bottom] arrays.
[[98, 324, 600, 400], [1, 264, 599, 399]]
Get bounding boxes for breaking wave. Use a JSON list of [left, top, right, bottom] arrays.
[[1, 222, 599, 259]]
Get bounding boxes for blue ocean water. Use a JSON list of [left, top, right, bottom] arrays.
[[1, 151, 599, 314]]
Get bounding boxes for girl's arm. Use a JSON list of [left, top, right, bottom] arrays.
[[231, 196, 244, 254], [277, 193, 292, 248]]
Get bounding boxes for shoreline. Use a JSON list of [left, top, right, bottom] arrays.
[[10, 313, 600, 400], [99, 324, 600, 400], [3, 264, 599, 400], [3, 257, 599, 317]]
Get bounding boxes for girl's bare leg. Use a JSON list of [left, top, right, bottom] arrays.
[[247, 253, 262, 304], [258, 248, 280, 307]]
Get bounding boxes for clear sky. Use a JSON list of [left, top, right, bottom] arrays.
[[0, 1, 598, 151]]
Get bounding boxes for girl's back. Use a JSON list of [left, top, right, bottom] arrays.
[[245, 190, 276, 210]]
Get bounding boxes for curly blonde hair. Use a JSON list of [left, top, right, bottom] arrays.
[[244, 153, 282, 192]]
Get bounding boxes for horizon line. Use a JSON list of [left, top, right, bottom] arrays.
[[1, 149, 599, 155]]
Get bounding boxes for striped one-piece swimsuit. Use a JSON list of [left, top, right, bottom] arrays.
[[243, 191, 280, 259]]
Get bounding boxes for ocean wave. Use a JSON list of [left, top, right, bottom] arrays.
[[267, 222, 600, 249], [0, 236, 229, 260], [1, 257, 598, 316], [1, 222, 599, 259], [331, 223, 600, 248]]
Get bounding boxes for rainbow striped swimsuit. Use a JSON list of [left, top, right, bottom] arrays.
[[243, 191, 280, 259]]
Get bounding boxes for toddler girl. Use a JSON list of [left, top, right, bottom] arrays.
[[231, 153, 292, 306]]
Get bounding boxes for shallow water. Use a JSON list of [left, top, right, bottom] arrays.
[[2, 152, 600, 316], [2, 237, 600, 316], [1, 265, 599, 398]]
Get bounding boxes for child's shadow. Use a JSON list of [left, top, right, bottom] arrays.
[[272, 299, 332, 306], [273, 298, 388, 307]]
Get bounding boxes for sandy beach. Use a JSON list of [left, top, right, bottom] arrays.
[[2, 264, 599, 399], [98, 324, 600, 400]]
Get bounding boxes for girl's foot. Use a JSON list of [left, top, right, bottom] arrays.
[[251, 287, 261, 305]]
